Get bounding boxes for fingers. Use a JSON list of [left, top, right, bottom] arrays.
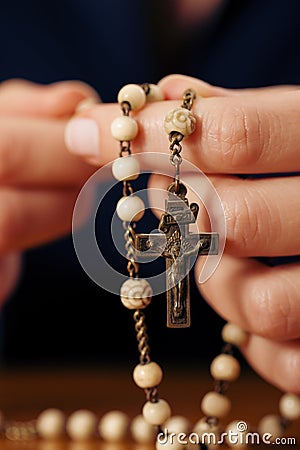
[[149, 173, 300, 257], [242, 336, 300, 394], [0, 117, 95, 187], [196, 254, 300, 341], [158, 74, 300, 99], [65, 87, 300, 174], [214, 175, 300, 257], [0, 187, 81, 254], [0, 253, 21, 307], [0, 79, 100, 117]]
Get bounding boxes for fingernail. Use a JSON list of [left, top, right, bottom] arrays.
[[65, 118, 99, 156]]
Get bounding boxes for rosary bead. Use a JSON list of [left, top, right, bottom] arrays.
[[112, 156, 140, 181], [120, 278, 152, 309], [164, 106, 196, 137], [164, 415, 190, 434], [225, 420, 248, 448], [130, 414, 156, 443], [210, 354, 241, 382], [111, 116, 138, 141], [66, 410, 97, 441], [156, 437, 186, 450], [279, 393, 300, 421], [147, 84, 164, 102], [201, 391, 231, 419], [36, 408, 65, 439], [193, 417, 219, 449], [221, 323, 248, 347], [143, 399, 172, 425], [98, 410, 129, 442], [257, 414, 284, 442], [118, 84, 146, 111], [133, 361, 163, 388], [116, 195, 145, 222]]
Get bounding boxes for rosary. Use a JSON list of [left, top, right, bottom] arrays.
[[1, 83, 299, 448]]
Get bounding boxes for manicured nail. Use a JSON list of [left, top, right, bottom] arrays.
[[65, 118, 99, 156]]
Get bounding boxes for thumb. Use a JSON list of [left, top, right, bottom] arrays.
[[0, 79, 100, 118]]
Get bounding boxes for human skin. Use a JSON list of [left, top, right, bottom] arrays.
[[0, 79, 98, 304], [65, 74, 300, 394]]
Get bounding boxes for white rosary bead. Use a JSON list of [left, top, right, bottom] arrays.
[[279, 393, 300, 421], [156, 436, 186, 450], [130, 414, 156, 443], [118, 84, 146, 110], [164, 415, 190, 434], [116, 195, 145, 222], [210, 354, 241, 382], [257, 414, 284, 442], [225, 420, 248, 448], [36, 408, 65, 439], [112, 156, 140, 181], [120, 278, 152, 309], [201, 391, 231, 419], [111, 116, 138, 141], [164, 106, 196, 137], [147, 84, 164, 102], [98, 410, 129, 442], [193, 417, 219, 449], [143, 399, 172, 425], [222, 323, 248, 347], [133, 361, 163, 388], [66, 410, 97, 441]]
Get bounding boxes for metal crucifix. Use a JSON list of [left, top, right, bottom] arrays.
[[134, 182, 219, 328]]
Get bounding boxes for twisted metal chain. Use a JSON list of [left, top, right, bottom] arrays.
[[169, 89, 196, 194]]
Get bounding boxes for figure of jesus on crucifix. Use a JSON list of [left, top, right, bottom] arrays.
[[134, 181, 219, 328]]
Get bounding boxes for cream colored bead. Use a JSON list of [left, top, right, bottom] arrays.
[[164, 415, 190, 434], [193, 416, 219, 438], [133, 361, 163, 388], [221, 323, 248, 346], [130, 414, 156, 443], [120, 278, 152, 310], [111, 116, 138, 141], [279, 393, 300, 421], [143, 399, 171, 425], [36, 408, 65, 439], [118, 84, 146, 110], [66, 410, 97, 441], [257, 414, 284, 442], [192, 417, 219, 449], [98, 410, 129, 442], [210, 354, 241, 382], [201, 391, 231, 419], [116, 195, 144, 222], [156, 435, 186, 450], [225, 420, 248, 448], [112, 156, 140, 181], [147, 84, 164, 102], [164, 107, 196, 136]]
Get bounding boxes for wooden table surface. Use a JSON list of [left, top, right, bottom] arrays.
[[0, 364, 299, 449]]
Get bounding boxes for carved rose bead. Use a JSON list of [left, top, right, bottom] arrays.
[[120, 278, 152, 309], [164, 107, 196, 137]]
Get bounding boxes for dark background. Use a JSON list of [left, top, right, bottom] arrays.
[[0, 0, 300, 367]]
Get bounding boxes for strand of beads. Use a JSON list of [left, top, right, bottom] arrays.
[[111, 83, 173, 441]]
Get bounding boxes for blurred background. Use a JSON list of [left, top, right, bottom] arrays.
[[0, 0, 300, 370]]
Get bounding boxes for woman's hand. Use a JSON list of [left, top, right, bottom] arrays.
[[65, 74, 300, 393], [0, 79, 99, 305]]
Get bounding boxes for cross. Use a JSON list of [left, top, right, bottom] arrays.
[[134, 182, 219, 328]]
